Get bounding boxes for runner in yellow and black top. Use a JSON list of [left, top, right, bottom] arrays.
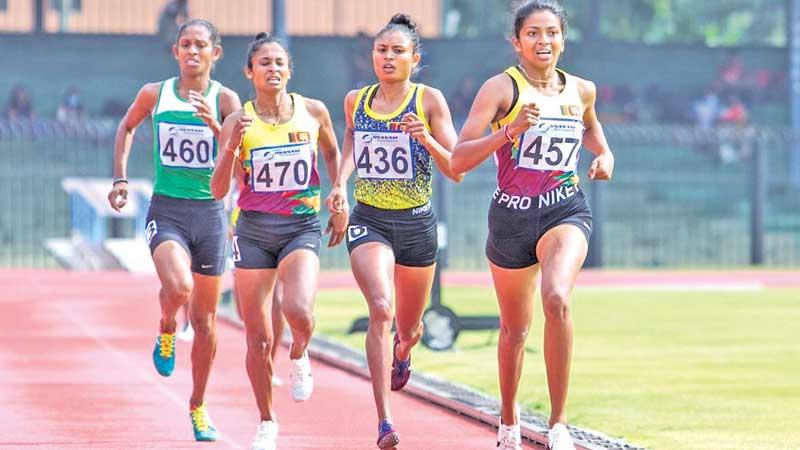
[[328, 13, 463, 450], [211, 32, 345, 450], [106, 19, 241, 443]]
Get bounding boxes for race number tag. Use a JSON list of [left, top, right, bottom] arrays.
[[250, 143, 312, 192], [158, 122, 215, 169], [517, 119, 583, 172], [353, 131, 414, 180]]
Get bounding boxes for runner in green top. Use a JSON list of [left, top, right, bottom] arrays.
[[106, 19, 242, 443]]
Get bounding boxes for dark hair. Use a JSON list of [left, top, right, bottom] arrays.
[[246, 32, 293, 70], [512, 0, 568, 38], [376, 13, 421, 54], [176, 19, 221, 47]]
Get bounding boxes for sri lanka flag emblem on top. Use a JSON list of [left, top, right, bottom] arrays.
[[561, 105, 581, 117], [387, 121, 407, 131]]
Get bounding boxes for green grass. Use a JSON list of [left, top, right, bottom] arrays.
[[314, 286, 800, 450]]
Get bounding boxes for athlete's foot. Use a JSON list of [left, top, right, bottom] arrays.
[[289, 350, 313, 402], [189, 403, 218, 442], [376, 419, 400, 449], [252, 420, 278, 450], [497, 419, 522, 450], [152, 332, 176, 377], [547, 423, 576, 450], [390, 334, 412, 391]]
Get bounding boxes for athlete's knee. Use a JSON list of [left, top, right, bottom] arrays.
[[368, 296, 394, 325], [190, 315, 214, 338], [499, 322, 530, 347], [541, 287, 571, 321], [163, 277, 193, 302], [245, 330, 274, 354]]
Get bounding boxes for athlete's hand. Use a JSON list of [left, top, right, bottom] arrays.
[[189, 90, 218, 130], [402, 112, 433, 147], [226, 115, 254, 153], [325, 186, 349, 215], [108, 181, 128, 212], [588, 150, 614, 181], [325, 210, 348, 248], [507, 102, 540, 138]]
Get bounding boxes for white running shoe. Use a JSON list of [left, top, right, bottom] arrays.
[[547, 423, 576, 450], [251, 420, 278, 450], [290, 350, 314, 402], [177, 321, 194, 342], [496, 421, 522, 450]]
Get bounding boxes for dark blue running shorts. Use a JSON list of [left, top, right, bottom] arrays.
[[232, 210, 321, 269], [145, 194, 227, 276], [346, 201, 438, 268], [486, 185, 592, 269]]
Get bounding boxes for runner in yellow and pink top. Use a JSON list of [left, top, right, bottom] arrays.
[[210, 32, 346, 450]]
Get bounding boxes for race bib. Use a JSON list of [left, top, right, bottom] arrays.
[[354, 131, 414, 180], [517, 119, 583, 172], [158, 122, 215, 169], [250, 143, 313, 192]]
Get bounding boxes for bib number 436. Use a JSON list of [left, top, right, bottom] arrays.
[[354, 131, 413, 180]]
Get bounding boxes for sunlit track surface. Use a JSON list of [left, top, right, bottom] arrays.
[[0, 270, 544, 449]]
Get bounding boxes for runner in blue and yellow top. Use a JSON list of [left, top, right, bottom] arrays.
[[451, 2, 615, 449], [210, 32, 345, 450], [328, 13, 463, 450], [106, 19, 241, 443]]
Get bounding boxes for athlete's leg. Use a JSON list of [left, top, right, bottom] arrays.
[[270, 280, 285, 362], [392, 263, 435, 361], [535, 224, 588, 427], [152, 241, 194, 333], [187, 272, 223, 408], [350, 242, 396, 422], [489, 260, 540, 427], [236, 267, 279, 422], [277, 250, 319, 359]]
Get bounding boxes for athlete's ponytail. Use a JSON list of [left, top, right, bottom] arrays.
[[246, 31, 292, 70]]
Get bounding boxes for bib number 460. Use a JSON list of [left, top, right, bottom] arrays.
[[162, 138, 212, 165]]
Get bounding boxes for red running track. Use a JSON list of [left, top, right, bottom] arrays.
[[0, 270, 541, 450]]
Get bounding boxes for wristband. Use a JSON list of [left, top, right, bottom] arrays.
[[112, 177, 128, 185]]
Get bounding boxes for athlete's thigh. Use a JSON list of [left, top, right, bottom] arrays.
[[393, 263, 436, 325], [152, 240, 193, 292], [189, 273, 223, 318], [235, 268, 278, 333], [489, 260, 540, 330], [277, 249, 319, 314], [535, 224, 587, 298], [350, 242, 395, 310]]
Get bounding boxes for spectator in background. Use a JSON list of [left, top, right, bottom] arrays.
[[157, 0, 190, 49], [693, 89, 720, 130], [4, 85, 34, 120], [56, 86, 86, 123]]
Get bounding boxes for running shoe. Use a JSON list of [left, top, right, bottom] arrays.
[[152, 332, 176, 377], [497, 420, 522, 450], [252, 420, 279, 450], [390, 334, 411, 391], [189, 403, 218, 442], [289, 350, 314, 402], [547, 423, 576, 450], [177, 320, 194, 342], [376, 419, 400, 449]]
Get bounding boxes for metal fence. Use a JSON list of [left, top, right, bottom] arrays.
[[1, 118, 798, 269]]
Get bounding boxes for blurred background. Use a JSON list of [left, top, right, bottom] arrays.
[[0, 0, 798, 270]]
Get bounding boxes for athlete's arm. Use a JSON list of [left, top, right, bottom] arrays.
[[107, 83, 159, 212], [211, 110, 252, 200], [308, 98, 347, 247], [404, 86, 463, 183], [451, 74, 539, 175], [578, 78, 614, 181], [330, 89, 360, 214]]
